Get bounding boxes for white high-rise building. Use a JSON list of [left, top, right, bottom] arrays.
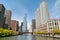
[[35, 0, 50, 32]]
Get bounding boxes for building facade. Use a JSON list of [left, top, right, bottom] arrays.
[[19, 22, 23, 32], [35, 0, 50, 32], [29, 25, 32, 32], [22, 14, 28, 32], [47, 19, 60, 33], [32, 19, 36, 32], [4, 10, 12, 29], [0, 4, 5, 28], [10, 20, 19, 32]]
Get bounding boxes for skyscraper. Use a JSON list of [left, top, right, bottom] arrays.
[[32, 19, 36, 32], [19, 22, 23, 32], [4, 10, 12, 29], [0, 4, 5, 28], [22, 13, 28, 32], [35, 0, 50, 31], [10, 20, 19, 32]]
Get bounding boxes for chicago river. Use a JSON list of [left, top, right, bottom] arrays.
[[0, 34, 60, 40]]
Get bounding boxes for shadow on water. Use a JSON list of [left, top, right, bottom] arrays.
[[0, 34, 60, 40]]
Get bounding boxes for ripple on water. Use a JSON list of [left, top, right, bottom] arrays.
[[0, 34, 60, 40]]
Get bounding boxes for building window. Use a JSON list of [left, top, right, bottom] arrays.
[[55, 23, 57, 25], [0, 12, 1, 16], [55, 22, 58, 25]]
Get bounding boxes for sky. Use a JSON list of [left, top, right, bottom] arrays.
[[0, 0, 60, 29]]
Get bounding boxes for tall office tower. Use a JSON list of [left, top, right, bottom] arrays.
[[10, 20, 19, 32], [0, 4, 5, 28], [35, 0, 50, 31], [32, 19, 36, 32], [19, 22, 23, 32], [5, 10, 12, 29], [22, 13, 28, 32]]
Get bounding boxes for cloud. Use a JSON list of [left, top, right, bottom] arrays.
[[50, 0, 60, 18]]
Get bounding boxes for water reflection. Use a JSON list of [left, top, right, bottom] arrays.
[[0, 36, 17, 40], [15, 34, 35, 40], [0, 34, 60, 40], [35, 35, 60, 40]]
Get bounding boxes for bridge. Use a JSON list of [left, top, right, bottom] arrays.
[[18, 32, 33, 35]]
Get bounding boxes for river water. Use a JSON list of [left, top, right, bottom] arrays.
[[0, 34, 60, 40]]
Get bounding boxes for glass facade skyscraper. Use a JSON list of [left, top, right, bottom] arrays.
[[22, 13, 28, 32], [0, 4, 5, 28]]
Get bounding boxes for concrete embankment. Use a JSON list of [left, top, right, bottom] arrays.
[[42, 35, 60, 38], [34, 34, 60, 38]]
